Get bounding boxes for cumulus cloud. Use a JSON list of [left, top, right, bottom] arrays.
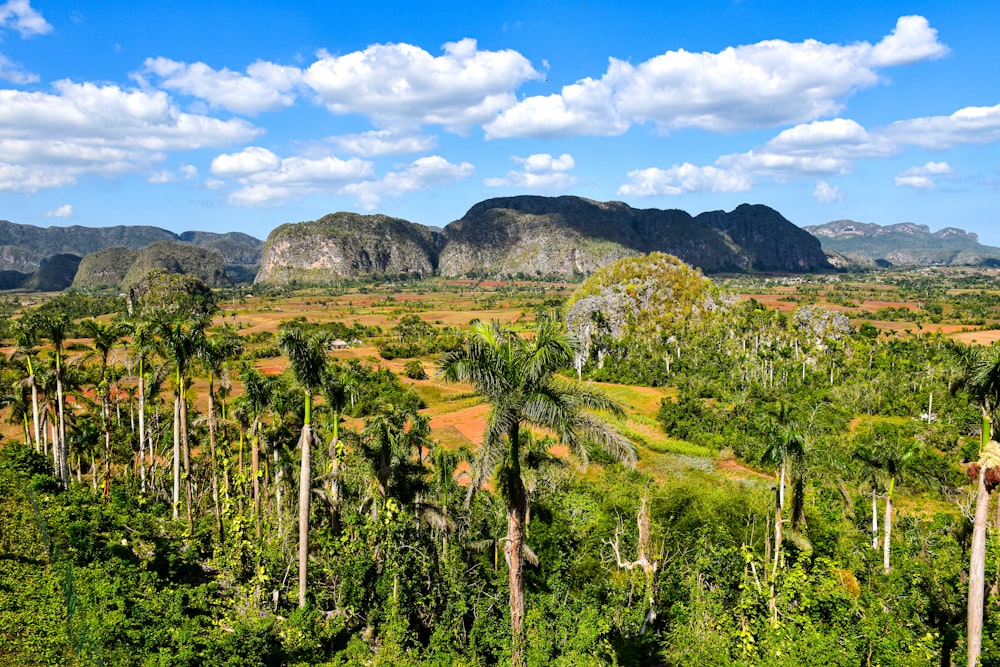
[[342, 156, 474, 209], [324, 130, 437, 157], [0, 81, 261, 192], [141, 57, 303, 115], [303, 38, 540, 132], [618, 164, 751, 196], [813, 181, 844, 202], [488, 15, 947, 138], [0, 0, 52, 38], [210, 147, 376, 206], [484, 153, 578, 189], [882, 104, 1000, 150], [894, 161, 953, 189], [44, 204, 73, 218]]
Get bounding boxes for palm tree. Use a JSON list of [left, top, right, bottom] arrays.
[[760, 402, 806, 579], [11, 320, 42, 452], [235, 362, 275, 541], [321, 368, 348, 530], [81, 319, 125, 494], [157, 315, 209, 532], [199, 333, 244, 540], [36, 312, 71, 486], [438, 319, 635, 667], [123, 320, 158, 491], [955, 342, 1000, 666], [278, 325, 329, 609]]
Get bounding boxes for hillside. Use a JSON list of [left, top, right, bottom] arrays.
[[0, 220, 262, 272], [439, 197, 831, 277], [256, 197, 831, 284], [255, 212, 439, 284], [804, 219, 1000, 267]]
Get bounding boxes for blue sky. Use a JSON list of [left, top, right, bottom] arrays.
[[1, 0, 999, 245]]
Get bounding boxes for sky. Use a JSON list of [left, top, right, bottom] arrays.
[[1, 0, 999, 245]]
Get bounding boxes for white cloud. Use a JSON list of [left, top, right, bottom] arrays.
[[882, 104, 1000, 150], [303, 38, 540, 132], [179, 164, 198, 179], [870, 15, 949, 67], [141, 57, 303, 115], [813, 181, 843, 202], [489, 15, 947, 138], [0, 53, 37, 84], [148, 169, 176, 184], [43, 204, 73, 218], [618, 164, 751, 196], [324, 130, 437, 157], [219, 150, 375, 207], [211, 146, 282, 177], [484, 77, 626, 139], [0, 0, 52, 37], [342, 156, 474, 209], [485, 153, 578, 189], [894, 161, 953, 189], [0, 81, 261, 192]]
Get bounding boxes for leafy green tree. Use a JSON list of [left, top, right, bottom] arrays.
[[10, 320, 41, 452], [35, 312, 71, 485], [278, 325, 329, 609], [438, 319, 635, 667]]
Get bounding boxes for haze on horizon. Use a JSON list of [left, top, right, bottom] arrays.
[[0, 0, 998, 245]]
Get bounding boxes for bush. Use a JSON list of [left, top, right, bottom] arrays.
[[402, 360, 427, 380]]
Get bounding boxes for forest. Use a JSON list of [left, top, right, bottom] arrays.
[[3, 257, 1000, 666]]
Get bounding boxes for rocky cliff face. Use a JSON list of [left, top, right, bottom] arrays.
[[255, 212, 437, 284], [437, 196, 830, 277]]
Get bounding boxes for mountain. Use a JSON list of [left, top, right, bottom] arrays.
[[72, 241, 228, 291], [0, 220, 263, 272], [255, 197, 831, 284], [437, 197, 831, 278], [803, 220, 1000, 267], [255, 212, 438, 284]]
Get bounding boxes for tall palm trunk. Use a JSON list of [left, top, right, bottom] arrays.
[[180, 377, 193, 534], [28, 368, 41, 452], [138, 364, 146, 492], [207, 381, 223, 540], [298, 393, 313, 609], [173, 394, 181, 521], [56, 370, 68, 485], [252, 424, 261, 541], [969, 463, 989, 666], [883, 479, 894, 573], [506, 424, 526, 667], [871, 488, 878, 550], [969, 412, 992, 667]]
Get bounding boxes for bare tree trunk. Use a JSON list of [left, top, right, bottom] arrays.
[[883, 486, 893, 573], [30, 381, 40, 453], [252, 426, 261, 542], [871, 488, 879, 550], [208, 391, 223, 540], [173, 394, 181, 521], [56, 375, 68, 486], [298, 424, 312, 609], [506, 424, 526, 667], [969, 465, 990, 667], [507, 478, 527, 667], [138, 371, 146, 492], [180, 383, 193, 535]]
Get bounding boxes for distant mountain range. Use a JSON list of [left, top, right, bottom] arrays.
[[2, 202, 994, 292], [803, 220, 1000, 267], [255, 197, 832, 283], [0, 220, 263, 290]]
